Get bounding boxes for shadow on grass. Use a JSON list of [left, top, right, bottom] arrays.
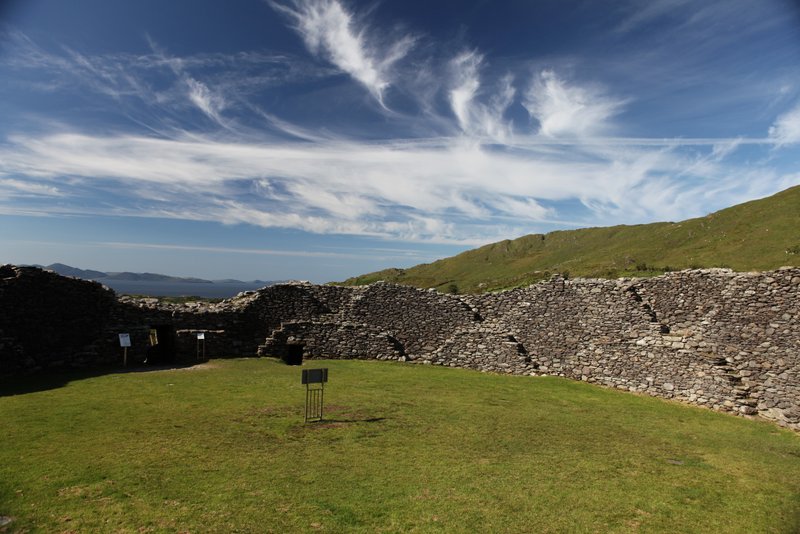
[[0, 362, 207, 397], [319, 417, 386, 424], [297, 416, 388, 432], [313, 405, 387, 425], [300, 417, 387, 431]]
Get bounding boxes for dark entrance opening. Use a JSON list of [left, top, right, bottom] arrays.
[[146, 324, 176, 365], [285, 344, 303, 366]]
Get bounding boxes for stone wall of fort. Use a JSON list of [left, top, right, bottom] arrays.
[[0, 265, 117, 374], [1, 264, 798, 430]]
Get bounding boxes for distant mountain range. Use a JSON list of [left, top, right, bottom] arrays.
[[41, 263, 272, 285]]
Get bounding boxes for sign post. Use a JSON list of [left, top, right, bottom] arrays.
[[118, 333, 131, 367], [196, 332, 205, 361], [301, 368, 328, 423]]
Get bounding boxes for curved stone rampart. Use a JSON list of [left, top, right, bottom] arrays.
[[0, 265, 117, 373], [1, 264, 798, 430]]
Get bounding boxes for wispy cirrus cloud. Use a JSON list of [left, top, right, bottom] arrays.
[[0, 29, 331, 136], [448, 51, 482, 131], [144, 37, 234, 129], [0, 178, 63, 198], [1, 126, 796, 245], [1, 5, 799, 251], [271, 0, 415, 107], [97, 241, 389, 259], [615, 0, 792, 39], [768, 103, 800, 145], [614, 0, 695, 34], [185, 78, 228, 125], [523, 70, 625, 138], [448, 52, 515, 142]]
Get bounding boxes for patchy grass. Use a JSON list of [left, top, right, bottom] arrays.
[[1, 358, 799, 532]]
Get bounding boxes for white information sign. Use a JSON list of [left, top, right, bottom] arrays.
[[197, 332, 205, 340], [118, 333, 131, 347]]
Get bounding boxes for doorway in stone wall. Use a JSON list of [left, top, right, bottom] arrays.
[[146, 324, 176, 364], [285, 344, 303, 366]]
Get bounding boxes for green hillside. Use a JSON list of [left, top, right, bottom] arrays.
[[342, 185, 800, 293]]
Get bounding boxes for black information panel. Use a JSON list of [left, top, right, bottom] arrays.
[[302, 368, 329, 423], [302, 368, 328, 385]]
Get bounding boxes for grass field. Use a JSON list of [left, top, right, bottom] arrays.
[[1, 358, 799, 533]]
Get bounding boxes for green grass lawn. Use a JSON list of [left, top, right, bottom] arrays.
[[1, 358, 799, 533]]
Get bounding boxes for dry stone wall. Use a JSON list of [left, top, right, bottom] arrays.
[[1, 264, 798, 430], [630, 270, 800, 427], [0, 265, 117, 373], [247, 270, 800, 430]]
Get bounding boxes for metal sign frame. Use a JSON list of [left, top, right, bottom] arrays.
[[302, 368, 328, 423], [118, 333, 131, 367], [196, 331, 206, 361]]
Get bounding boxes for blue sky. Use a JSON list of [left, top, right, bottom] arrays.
[[1, 0, 799, 282]]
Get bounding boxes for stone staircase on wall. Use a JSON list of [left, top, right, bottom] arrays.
[[421, 310, 536, 374], [257, 319, 407, 362]]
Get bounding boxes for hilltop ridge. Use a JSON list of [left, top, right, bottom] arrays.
[[341, 185, 800, 293]]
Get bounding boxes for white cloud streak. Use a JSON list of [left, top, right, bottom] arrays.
[[145, 38, 233, 129], [2, 10, 799, 250], [614, 0, 696, 34], [186, 78, 228, 125], [272, 0, 414, 106], [448, 52, 515, 142], [1, 30, 334, 138], [97, 241, 375, 259], [449, 52, 482, 131], [769, 103, 800, 145], [1, 126, 797, 245], [524, 70, 624, 138], [0, 178, 63, 197]]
